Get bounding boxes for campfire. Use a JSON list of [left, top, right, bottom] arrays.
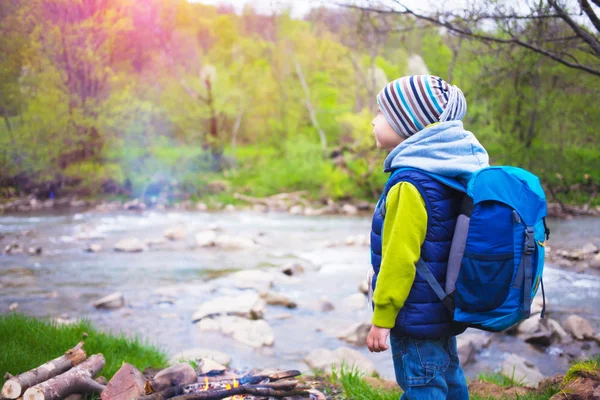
[[1, 342, 326, 400], [140, 367, 326, 400]]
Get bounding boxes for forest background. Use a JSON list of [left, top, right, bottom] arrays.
[[0, 0, 598, 207]]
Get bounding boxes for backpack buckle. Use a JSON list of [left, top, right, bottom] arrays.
[[525, 227, 535, 255]]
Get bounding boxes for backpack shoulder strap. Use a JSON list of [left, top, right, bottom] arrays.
[[416, 259, 455, 312]]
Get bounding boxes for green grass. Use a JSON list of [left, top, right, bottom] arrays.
[[563, 356, 600, 385], [0, 313, 168, 387], [476, 372, 526, 388], [331, 367, 401, 400]]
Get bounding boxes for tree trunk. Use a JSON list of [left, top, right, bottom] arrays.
[[2, 342, 86, 399], [23, 354, 105, 400], [292, 57, 327, 152]]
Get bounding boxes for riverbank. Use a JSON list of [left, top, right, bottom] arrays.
[[1, 314, 598, 400], [1, 190, 598, 219]]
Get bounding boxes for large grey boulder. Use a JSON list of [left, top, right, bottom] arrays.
[[260, 292, 297, 309], [92, 292, 124, 309], [198, 316, 274, 348], [563, 315, 595, 340], [501, 354, 545, 389], [114, 237, 146, 252], [590, 253, 600, 269], [230, 270, 274, 292], [164, 226, 187, 241], [337, 323, 371, 346], [457, 331, 492, 366], [192, 292, 266, 322], [195, 230, 217, 247]]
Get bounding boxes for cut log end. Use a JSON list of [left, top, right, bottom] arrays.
[[1, 379, 23, 399], [23, 387, 45, 400]]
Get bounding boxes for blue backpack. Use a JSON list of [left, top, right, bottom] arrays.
[[395, 166, 550, 332]]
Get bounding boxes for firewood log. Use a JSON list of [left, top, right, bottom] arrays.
[[1, 342, 86, 399], [167, 380, 304, 400], [22, 354, 105, 400]]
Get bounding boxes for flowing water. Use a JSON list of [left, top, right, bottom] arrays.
[[0, 209, 599, 380]]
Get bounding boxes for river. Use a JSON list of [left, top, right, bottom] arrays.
[[0, 209, 599, 380]]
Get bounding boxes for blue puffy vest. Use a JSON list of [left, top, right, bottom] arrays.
[[370, 169, 467, 338]]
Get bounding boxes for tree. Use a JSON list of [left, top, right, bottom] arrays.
[[350, 0, 600, 77]]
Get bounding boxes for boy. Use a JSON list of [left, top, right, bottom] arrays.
[[366, 75, 489, 399]]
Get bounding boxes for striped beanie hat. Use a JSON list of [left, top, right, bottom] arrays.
[[376, 75, 467, 138]]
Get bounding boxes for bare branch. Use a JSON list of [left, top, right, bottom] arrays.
[[548, 0, 600, 55], [579, 0, 600, 33], [346, 0, 600, 77]]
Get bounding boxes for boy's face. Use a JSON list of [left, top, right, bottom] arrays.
[[372, 109, 405, 150]]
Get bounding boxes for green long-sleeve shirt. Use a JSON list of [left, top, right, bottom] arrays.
[[372, 182, 428, 329]]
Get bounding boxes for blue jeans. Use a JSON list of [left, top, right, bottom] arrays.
[[390, 335, 468, 400]]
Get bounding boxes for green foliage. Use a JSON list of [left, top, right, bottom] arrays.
[[331, 366, 402, 400], [564, 356, 600, 385], [0, 0, 597, 204], [476, 372, 525, 388], [0, 313, 167, 387]]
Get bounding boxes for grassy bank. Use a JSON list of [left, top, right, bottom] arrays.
[[0, 314, 597, 399], [0, 313, 167, 388]]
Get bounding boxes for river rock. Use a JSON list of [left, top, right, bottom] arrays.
[[123, 199, 145, 210], [581, 243, 599, 255], [192, 292, 266, 322], [501, 354, 545, 388], [114, 237, 146, 252], [557, 249, 585, 261], [151, 363, 196, 392], [341, 204, 358, 215], [3, 243, 23, 255], [195, 230, 217, 247], [589, 253, 600, 269], [93, 292, 124, 309], [518, 315, 545, 335], [197, 358, 227, 375], [27, 246, 42, 256], [198, 316, 275, 348], [260, 292, 297, 309], [563, 315, 595, 340], [547, 318, 572, 343], [517, 315, 554, 346], [164, 226, 186, 241], [457, 332, 492, 364], [289, 205, 304, 215], [169, 348, 231, 366], [102, 364, 146, 400], [457, 337, 476, 366], [460, 331, 492, 349], [317, 296, 335, 312], [86, 243, 102, 253], [358, 279, 369, 295], [231, 270, 273, 291], [213, 235, 257, 250], [304, 347, 376, 376], [341, 293, 367, 311], [337, 322, 371, 346], [280, 262, 305, 276]]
